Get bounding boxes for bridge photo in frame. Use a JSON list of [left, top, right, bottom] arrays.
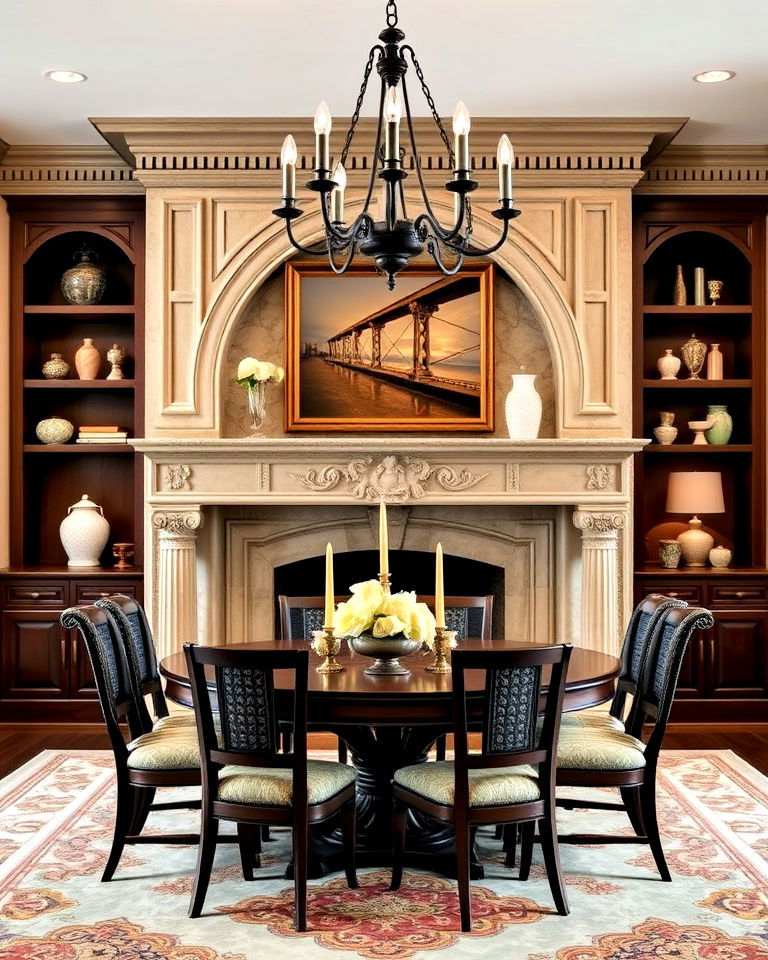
[[285, 262, 495, 432]]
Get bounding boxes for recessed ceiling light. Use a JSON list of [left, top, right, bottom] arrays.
[[43, 69, 87, 84], [693, 69, 735, 84]]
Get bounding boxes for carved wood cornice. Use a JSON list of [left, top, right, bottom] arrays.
[[637, 145, 768, 195], [0, 145, 140, 195], [90, 116, 687, 188]]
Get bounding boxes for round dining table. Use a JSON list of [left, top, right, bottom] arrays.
[[160, 638, 619, 879]]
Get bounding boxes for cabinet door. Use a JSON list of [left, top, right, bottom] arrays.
[[706, 611, 768, 699], [1, 611, 69, 698], [675, 632, 707, 698], [69, 631, 98, 699]]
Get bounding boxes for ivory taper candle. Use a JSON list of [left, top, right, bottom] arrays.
[[435, 542, 445, 629], [314, 100, 332, 173], [379, 500, 389, 577], [323, 542, 334, 629]]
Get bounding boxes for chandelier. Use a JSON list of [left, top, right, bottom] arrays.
[[273, 0, 520, 289]]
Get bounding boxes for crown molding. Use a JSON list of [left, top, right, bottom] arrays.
[[90, 116, 688, 189], [637, 144, 768, 195], [0, 144, 141, 195]]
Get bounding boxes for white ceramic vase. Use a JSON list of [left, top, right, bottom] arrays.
[[656, 349, 681, 380], [59, 494, 110, 567], [504, 373, 542, 439]]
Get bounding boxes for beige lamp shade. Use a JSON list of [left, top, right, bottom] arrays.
[[666, 471, 725, 515]]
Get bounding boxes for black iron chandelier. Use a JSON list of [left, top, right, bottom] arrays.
[[273, 0, 520, 289]]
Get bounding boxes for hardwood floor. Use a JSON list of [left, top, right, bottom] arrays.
[[1, 723, 767, 780]]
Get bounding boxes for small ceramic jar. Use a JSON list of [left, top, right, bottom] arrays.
[[41, 353, 70, 379], [709, 545, 732, 568], [653, 411, 677, 445], [35, 417, 74, 444], [656, 349, 681, 380], [659, 539, 682, 569]]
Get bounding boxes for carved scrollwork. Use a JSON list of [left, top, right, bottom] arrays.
[[572, 510, 625, 534], [289, 455, 488, 502], [152, 511, 204, 537], [162, 464, 192, 491], [585, 464, 613, 490]]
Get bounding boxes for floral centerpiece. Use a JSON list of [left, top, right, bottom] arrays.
[[333, 579, 436, 676], [236, 357, 285, 436]]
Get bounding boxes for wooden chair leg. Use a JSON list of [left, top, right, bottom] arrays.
[[337, 739, 348, 764], [517, 821, 535, 881], [503, 823, 518, 867], [102, 780, 134, 882], [237, 823, 256, 880], [189, 813, 219, 918], [455, 813, 472, 932], [620, 786, 646, 837], [260, 825, 272, 843], [639, 780, 671, 881], [494, 823, 504, 840], [435, 735, 447, 762], [293, 817, 308, 932], [539, 810, 570, 916], [129, 786, 155, 837], [389, 798, 407, 891], [341, 799, 358, 889]]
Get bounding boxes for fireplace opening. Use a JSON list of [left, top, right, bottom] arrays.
[[274, 549, 504, 638]]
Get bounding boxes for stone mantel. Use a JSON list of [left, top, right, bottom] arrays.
[[132, 437, 648, 506]]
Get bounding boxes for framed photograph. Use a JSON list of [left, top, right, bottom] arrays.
[[284, 262, 494, 432]]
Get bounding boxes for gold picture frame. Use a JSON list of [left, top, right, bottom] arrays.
[[284, 262, 494, 432]]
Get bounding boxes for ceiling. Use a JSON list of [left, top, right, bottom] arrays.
[[1, 0, 766, 147]]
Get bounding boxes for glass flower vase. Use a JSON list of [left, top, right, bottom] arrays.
[[246, 380, 267, 437]]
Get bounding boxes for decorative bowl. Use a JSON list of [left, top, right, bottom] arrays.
[[347, 632, 422, 676], [35, 417, 74, 444]]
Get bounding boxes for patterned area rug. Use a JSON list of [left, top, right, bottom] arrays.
[[0, 750, 765, 960]]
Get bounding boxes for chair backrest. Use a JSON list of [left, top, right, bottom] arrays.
[[451, 645, 572, 805], [95, 595, 166, 730], [279, 594, 493, 641], [60, 604, 143, 759], [612, 593, 688, 720], [184, 644, 310, 813], [627, 605, 714, 758]]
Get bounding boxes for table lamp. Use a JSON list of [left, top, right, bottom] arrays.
[[665, 471, 725, 566]]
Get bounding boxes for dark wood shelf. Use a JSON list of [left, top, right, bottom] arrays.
[[0, 565, 143, 577], [636, 565, 768, 576], [24, 304, 135, 315], [23, 379, 136, 389], [23, 444, 135, 454], [644, 444, 753, 453], [643, 305, 752, 314], [642, 379, 752, 389]]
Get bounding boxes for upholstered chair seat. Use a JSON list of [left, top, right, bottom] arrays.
[[560, 712, 625, 732], [556, 726, 646, 771], [126, 725, 201, 771], [394, 761, 540, 807], [218, 760, 356, 807]]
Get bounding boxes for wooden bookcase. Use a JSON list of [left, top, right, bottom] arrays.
[[0, 197, 145, 721], [633, 197, 768, 720]]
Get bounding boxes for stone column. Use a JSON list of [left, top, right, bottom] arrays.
[[370, 322, 383, 368], [152, 509, 204, 661], [572, 508, 625, 657]]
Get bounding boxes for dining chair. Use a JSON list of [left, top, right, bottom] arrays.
[[60, 604, 215, 881], [184, 644, 358, 930], [552, 604, 715, 880], [390, 644, 572, 932]]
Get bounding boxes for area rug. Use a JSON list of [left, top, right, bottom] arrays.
[[0, 750, 765, 960]]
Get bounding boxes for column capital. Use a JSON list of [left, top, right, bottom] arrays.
[[152, 509, 204, 538], [572, 508, 625, 535]]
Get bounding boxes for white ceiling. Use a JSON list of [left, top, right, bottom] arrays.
[[1, 0, 767, 147]]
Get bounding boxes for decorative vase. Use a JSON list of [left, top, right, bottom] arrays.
[[656, 349, 681, 380], [74, 338, 101, 380], [678, 519, 714, 568], [61, 247, 106, 305], [59, 494, 110, 567], [106, 343, 125, 380], [705, 404, 733, 445], [673, 264, 687, 305], [347, 632, 422, 676], [41, 353, 70, 379], [504, 372, 542, 439], [707, 279, 724, 305], [653, 411, 677, 445], [689, 419, 714, 445], [246, 380, 267, 437], [35, 417, 74, 444], [705, 343, 724, 380], [709, 545, 732, 568], [681, 333, 707, 380], [694, 267, 705, 306], [659, 539, 682, 569]]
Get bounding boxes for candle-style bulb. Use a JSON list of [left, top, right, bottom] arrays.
[[385, 86, 402, 123], [452, 101, 471, 136], [314, 100, 332, 135], [332, 161, 346, 191], [497, 134, 513, 167], [281, 134, 298, 166]]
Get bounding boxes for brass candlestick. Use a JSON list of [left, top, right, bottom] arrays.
[[426, 628, 457, 673], [378, 571, 391, 593], [312, 627, 344, 674]]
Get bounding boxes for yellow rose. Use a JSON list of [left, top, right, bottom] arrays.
[[272, 365, 285, 383], [372, 615, 407, 638], [349, 579, 386, 611], [408, 602, 437, 646], [332, 600, 372, 638], [381, 591, 417, 623], [237, 357, 274, 382]]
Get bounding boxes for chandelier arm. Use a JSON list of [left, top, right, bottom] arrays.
[[456, 218, 511, 257], [362, 78, 387, 215], [340, 45, 385, 170], [285, 217, 333, 256], [327, 241, 359, 275], [318, 186, 375, 245], [400, 45, 455, 165], [413, 209, 464, 247], [400, 74, 452, 236], [426, 237, 465, 276]]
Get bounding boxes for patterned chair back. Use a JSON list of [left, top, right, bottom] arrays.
[[451, 645, 572, 802], [184, 645, 310, 812], [279, 594, 492, 641], [96, 595, 166, 733], [627, 605, 715, 757], [60, 605, 144, 757]]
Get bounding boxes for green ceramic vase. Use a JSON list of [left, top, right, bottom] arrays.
[[705, 404, 733, 445]]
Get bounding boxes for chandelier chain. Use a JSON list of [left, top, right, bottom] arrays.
[[340, 47, 378, 169], [403, 47, 454, 166], [385, 1, 398, 27]]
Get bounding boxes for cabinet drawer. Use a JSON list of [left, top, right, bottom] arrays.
[[4, 582, 66, 607], [74, 583, 138, 604], [642, 584, 702, 604], [710, 585, 768, 608]]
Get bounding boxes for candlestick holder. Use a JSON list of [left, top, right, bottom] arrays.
[[426, 628, 457, 673], [113, 542, 135, 569], [311, 628, 344, 674], [378, 571, 391, 594]]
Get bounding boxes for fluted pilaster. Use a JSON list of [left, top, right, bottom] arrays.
[[573, 509, 626, 656], [152, 510, 203, 661]]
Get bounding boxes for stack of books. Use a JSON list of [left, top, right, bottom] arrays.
[[76, 426, 129, 445]]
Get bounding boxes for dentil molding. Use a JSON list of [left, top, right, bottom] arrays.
[[0, 145, 140, 195], [638, 145, 768, 195]]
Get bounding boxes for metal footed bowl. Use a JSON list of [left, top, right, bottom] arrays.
[[347, 632, 421, 676]]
